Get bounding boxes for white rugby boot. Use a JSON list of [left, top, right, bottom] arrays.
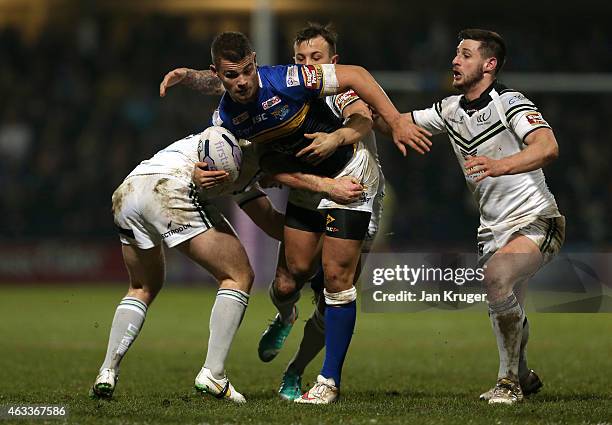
[[488, 377, 524, 405], [480, 369, 542, 401], [90, 368, 118, 399], [194, 367, 246, 404], [294, 375, 339, 404]]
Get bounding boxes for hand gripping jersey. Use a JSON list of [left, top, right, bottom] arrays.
[[212, 64, 353, 177], [412, 81, 561, 228]]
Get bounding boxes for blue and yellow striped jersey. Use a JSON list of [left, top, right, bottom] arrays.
[[212, 64, 353, 177]]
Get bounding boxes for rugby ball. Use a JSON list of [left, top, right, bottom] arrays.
[[198, 126, 243, 184]]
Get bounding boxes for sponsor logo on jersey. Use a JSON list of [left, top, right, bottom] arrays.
[[465, 168, 484, 180], [302, 65, 322, 89], [252, 112, 268, 124], [526, 112, 546, 126], [448, 115, 464, 124], [286, 65, 300, 87], [360, 193, 372, 203], [162, 223, 192, 239], [232, 111, 249, 125], [476, 109, 492, 125], [262, 95, 282, 110], [508, 94, 526, 105], [334, 90, 359, 111], [270, 104, 290, 120]]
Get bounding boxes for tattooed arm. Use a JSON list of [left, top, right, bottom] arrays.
[[159, 68, 225, 97]]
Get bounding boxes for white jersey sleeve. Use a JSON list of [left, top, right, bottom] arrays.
[[502, 93, 551, 141], [411, 100, 447, 134], [319, 64, 340, 96]]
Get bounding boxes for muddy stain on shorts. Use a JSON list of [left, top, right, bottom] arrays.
[[153, 177, 192, 225], [112, 181, 134, 215]]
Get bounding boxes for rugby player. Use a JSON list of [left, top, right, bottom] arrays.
[[162, 34, 384, 398], [392, 29, 565, 404], [89, 127, 364, 403], [262, 23, 387, 402], [159, 31, 431, 404]]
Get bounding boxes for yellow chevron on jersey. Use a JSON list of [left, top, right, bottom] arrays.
[[250, 104, 310, 144]]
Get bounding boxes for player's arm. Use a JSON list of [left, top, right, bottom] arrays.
[[375, 102, 447, 137], [259, 152, 364, 204], [159, 68, 224, 97], [338, 100, 374, 143], [238, 194, 285, 242], [296, 100, 373, 165], [271, 172, 364, 205], [373, 111, 413, 136], [465, 127, 559, 183], [331, 64, 432, 156]]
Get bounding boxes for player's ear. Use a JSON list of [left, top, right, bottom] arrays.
[[331, 54, 339, 65], [210, 64, 218, 75], [484, 57, 497, 74], [252, 52, 257, 65]]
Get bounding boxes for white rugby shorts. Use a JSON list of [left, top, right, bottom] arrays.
[[478, 215, 566, 264], [318, 141, 380, 213], [112, 175, 222, 249]]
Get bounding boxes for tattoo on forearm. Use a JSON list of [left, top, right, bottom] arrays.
[[184, 70, 225, 95]]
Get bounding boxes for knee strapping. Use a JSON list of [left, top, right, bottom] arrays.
[[324, 286, 357, 306]]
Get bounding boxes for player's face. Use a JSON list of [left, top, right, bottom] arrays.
[[452, 39, 487, 92], [293, 36, 338, 65], [212, 54, 258, 104]]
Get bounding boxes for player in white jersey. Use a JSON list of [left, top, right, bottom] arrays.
[[89, 127, 363, 403], [405, 29, 565, 404]]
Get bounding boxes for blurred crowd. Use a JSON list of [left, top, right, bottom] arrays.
[[1, 15, 610, 249]]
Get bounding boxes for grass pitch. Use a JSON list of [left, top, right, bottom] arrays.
[[0, 285, 610, 424]]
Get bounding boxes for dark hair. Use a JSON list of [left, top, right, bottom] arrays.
[[211, 32, 253, 65], [294, 22, 338, 55], [458, 28, 506, 74]]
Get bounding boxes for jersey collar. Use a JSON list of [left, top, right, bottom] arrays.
[[459, 80, 507, 114]]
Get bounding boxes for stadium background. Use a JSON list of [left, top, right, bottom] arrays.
[[0, 0, 610, 285], [1, 2, 611, 424]]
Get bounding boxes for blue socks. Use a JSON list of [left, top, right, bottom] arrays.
[[320, 301, 356, 387]]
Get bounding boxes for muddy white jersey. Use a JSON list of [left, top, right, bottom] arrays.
[[127, 132, 263, 202], [412, 81, 560, 227]]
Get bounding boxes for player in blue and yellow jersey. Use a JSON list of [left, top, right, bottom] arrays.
[[161, 31, 431, 404]]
